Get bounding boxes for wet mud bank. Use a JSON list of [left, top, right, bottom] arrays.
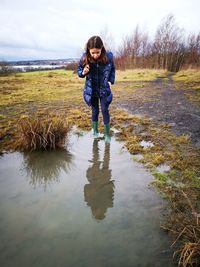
[[115, 74, 200, 148]]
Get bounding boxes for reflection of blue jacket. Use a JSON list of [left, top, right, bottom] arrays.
[[77, 51, 115, 106]]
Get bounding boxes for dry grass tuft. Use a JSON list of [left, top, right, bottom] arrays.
[[176, 241, 200, 267], [161, 190, 200, 267], [13, 114, 71, 151]]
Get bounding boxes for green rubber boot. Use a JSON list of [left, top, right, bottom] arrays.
[[104, 123, 111, 144], [92, 121, 99, 138]]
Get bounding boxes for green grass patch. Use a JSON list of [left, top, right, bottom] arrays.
[[173, 69, 200, 106], [173, 69, 200, 83], [116, 69, 168, 82]]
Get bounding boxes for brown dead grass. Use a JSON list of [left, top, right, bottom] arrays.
[[11, 114, 71, 151]]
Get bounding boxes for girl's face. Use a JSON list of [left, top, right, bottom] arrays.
[[89, 48, 102, 60]]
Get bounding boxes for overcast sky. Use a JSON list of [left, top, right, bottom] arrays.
[[0, 0, 200, 61]]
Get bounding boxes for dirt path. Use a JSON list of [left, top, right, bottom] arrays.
[[115, 74, 200, 148]]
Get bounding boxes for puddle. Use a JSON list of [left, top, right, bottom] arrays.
[[0, 132, 176, 267], [140, 140, 154, 148], [156, 164, 171, 173]]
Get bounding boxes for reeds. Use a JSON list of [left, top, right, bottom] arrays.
[[176, 241, 200, 267], [14, 114, 71, 151]]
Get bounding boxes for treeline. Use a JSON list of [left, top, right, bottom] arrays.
[[114, 14, 200, 72], [0, 61, 16, 75], [1, 14, 199, 74]]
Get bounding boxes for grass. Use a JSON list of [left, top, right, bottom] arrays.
[[12, 114, 71, 151], [0, 68, 200, 266], [173, 69, 200, 106], [116, 69, 167, 82], [0, 68, 167, 150], [173, 69, 200, 83], [112, 69, 168, 103], [0, 69, 84, 150], [0, 70, 83, 106]]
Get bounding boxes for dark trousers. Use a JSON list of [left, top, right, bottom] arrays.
[[91, 96, 110, 124]]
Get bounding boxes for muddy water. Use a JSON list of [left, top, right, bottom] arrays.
[[0, 132, 176, 267]]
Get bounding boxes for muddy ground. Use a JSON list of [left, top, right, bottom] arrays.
[[114, 74, 200, 148]]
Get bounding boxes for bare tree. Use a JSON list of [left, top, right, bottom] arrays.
[[153, 14, 185, 71], [99, 25, 115, 52], [132, 25, 141, 66], [140, 31, 151, 68], [115, 14, 199, 71], [116, 25, 151, 69], [186, 32, 200, 67]]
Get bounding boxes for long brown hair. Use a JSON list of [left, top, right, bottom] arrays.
[[83, 36, 108, 65]]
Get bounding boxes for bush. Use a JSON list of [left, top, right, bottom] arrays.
[[0, 61, 15, 76]]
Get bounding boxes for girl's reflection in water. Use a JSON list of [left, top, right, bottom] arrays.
[[84, 139, 115, 220]]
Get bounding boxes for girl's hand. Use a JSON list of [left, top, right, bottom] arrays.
[[82, 64, 90, 75]]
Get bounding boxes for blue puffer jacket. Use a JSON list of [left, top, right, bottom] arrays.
[[77, 51, 115, 106]]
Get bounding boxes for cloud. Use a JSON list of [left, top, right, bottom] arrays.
[[0, 0, 199, 60]]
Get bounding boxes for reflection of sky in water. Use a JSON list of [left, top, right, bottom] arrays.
[[0, 132, 176, 267]]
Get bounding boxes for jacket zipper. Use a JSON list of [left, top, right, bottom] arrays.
[[96, 63, 100, 95]]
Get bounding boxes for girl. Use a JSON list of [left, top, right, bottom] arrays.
[[77, 36, 115, 143]]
